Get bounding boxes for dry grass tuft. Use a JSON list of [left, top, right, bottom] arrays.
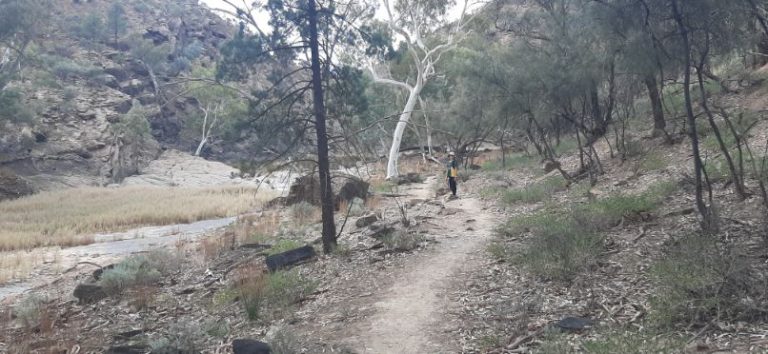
[[235, 212, 280, 244], [0, 186, 274, 252], [0, 249, 61, 283]]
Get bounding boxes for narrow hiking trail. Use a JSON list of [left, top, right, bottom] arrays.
[[345, 176, 501, 353]]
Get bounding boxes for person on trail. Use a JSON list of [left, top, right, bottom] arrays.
[[446, 151, 458, 197]]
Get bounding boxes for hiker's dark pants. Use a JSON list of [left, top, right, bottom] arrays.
[[448, 177, 457, 196]]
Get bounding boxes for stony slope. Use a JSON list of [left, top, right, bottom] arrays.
[[0, 0, 237, 195]]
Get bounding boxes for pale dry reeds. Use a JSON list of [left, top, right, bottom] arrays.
[[0, 186, 274, 252]]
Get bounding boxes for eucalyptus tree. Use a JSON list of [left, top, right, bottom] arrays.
[[368, 0, 473, 179], [106, 2, 127, 47], [216, 0, 374, 253]]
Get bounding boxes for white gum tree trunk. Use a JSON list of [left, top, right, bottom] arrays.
[[386, 81, 423, 178]]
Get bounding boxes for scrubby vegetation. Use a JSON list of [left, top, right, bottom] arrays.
[[99, 250, 180, 294], [496, 181, 677, 281], [228, 265, 317, 321]]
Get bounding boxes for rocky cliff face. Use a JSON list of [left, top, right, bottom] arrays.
[[0, 0, 237, 192]]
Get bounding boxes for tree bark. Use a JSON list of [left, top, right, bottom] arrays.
[[696, 64, 747, 200], [308, 0, 337, 253], [589, 80, 605, 137], [386, 81, 423, 179], [671, 0, 712, 231], [643, 74, 666, 136]]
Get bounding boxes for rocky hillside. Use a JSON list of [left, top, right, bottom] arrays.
[[0, 0, 238, 194]]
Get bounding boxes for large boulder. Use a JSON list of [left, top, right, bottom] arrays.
[[285, 174, 321, 206], [73, 283, 107, 304], [355, 213, 379, 228], [118, 79, 146, 96], [0, 169, 33, 201], [335, 176, 369, 207], [283, 174, 369, 207]]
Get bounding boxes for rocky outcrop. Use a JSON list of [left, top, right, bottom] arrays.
[[0, 0, 240, 192], [284, 174, 370, 207], [121, 149, 261, 188]]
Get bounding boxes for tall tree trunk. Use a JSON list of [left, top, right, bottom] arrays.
[[696, 64, 747, 200], [386, 82, 423, 179], [307, 0, 337, 253], [589, 80, 605, 137], [671, 0, 712, 231], [195, 105, 209, 156], [644, 74, 667, 136]]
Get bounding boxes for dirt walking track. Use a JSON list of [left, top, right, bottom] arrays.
[[344, 177, 499, 353]]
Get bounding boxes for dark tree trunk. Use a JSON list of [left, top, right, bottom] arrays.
[[696, 60, 747, 200], [643, 74, 666, 135], [671, 0, 712, 231], [589, 80, 605, 137], [307, 0, 337, 253]]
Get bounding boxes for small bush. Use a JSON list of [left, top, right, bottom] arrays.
[[203, 320, 230, 338], [636, 152, 667, 173], [52, 60, 103, 80], [703, 158, 731, 183], [503, 175, 567, 204], [14, 294, 47, 329], [234, 268, 316, 321], [622, 139, 645, 158], [501, 182, 676, 281], [99, 250, 178, 294], [514, 213, 603, 281], [151, 321, 202, 354], [382, 230, 424, 251], [0, 89, 33, 123], [291, 202, 319, 225], [487, 241, 508, 261], [582, 330, 685, 354], [650, 234, 765, 327], [577, 181, 676, 227]]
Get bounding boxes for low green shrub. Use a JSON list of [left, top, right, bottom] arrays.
[[52, 60, 103, 80], [291, 202, 319, 225], [636, 151, 668, 173], [236, 269, 317, 321], [515, 214, 603, 281], [14, 294, 47, 329], [502, 175, 567, 204], [99, 250, 178, 294], [499, 181, 677, 281], [382, 230, 424, 251], [650, 234, 764, 328], [151, 322, 202, 354], [582, 329, 685, 354]]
